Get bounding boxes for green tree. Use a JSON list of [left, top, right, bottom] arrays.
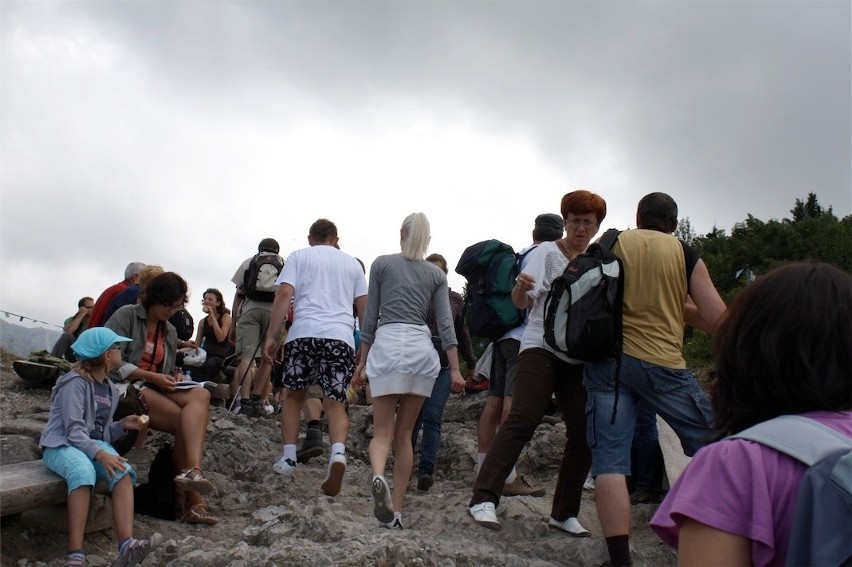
[[685, 193, 851, 367]]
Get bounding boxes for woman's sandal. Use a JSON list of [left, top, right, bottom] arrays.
[[174, 467, 214, 495], [183, 503, 218, 525]]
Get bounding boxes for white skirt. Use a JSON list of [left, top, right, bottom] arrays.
[[366, 323, 440, 397]]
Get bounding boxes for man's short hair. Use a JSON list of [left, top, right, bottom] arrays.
[[309, 219, 338, 241], [258, 238, 280, 254], [78, 297, 94, 308], [124, 262, 145, 281], [637, 192, 678, 233]]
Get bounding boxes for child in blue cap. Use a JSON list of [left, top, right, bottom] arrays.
[[39, 327, 160, 567]]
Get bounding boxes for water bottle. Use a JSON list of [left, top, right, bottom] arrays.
[[346, 385, 359, 403]]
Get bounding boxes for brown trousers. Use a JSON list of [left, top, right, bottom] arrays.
[[470, 347, 591, 521]]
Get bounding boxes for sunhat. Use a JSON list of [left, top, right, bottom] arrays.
[[71, 327, 132, 361]]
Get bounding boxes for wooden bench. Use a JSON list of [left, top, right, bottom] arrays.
[[0, 448, 150, 517]]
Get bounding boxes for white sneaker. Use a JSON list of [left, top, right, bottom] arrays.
[[583, 473, 596, 491], [321, 453, 346, 497], [273, 456, 296, 477], [379, 511, 403, 529], [469, 501, 500, 531], [548, 516, 590, 537], [371, 475, 394, 524]]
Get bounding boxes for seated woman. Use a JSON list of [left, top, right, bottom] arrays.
[[105, 271, 218, 526], [183, 288, 233, 383], [650, 261, 852, 566]]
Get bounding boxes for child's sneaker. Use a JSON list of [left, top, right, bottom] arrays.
[[114, 533, 162, 566]]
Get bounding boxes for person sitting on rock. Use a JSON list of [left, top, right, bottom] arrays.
[[182, 288, 233, 383], [49, 297, 95, 362], [39, 327, 160, 567], [105, 271, 217, 526]]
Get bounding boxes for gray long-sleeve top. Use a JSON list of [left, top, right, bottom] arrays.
[[360, 253, 458, 351], [39, 371, 125, 458]]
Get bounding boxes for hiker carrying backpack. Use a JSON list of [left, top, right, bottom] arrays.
[[455, 240, 534, 341], [731, 415, 852, 567], [542, 228, 622, 361], [242, 251, 284, 302]]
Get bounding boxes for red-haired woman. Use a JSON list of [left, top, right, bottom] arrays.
[[469, 189, 606, 536]]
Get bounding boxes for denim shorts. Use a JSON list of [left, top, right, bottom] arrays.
[[42, 441, 137, 494], [583, 354, 714, 476]]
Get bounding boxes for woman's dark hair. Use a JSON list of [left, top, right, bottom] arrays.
[[710, 261, 852, 440], [203, 288, 229, 317], [426, 253, 448, 274], [141, 272, 189, 310]]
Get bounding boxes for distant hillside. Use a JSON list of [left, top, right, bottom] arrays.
[[0, 319, 61, 358]]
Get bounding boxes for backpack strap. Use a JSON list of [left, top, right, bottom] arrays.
[[597, 228, 623, 424], [730, 415, 852, 466], [598, 228, 621, 250]]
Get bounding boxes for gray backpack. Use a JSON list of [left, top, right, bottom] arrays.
[[731, 415, 852, 567]]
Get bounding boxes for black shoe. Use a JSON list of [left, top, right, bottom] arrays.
[[630, 487, 661, 505], [239, 399, 261, 418], [297, 428, 323, 464], [417, 474, 434, 492]]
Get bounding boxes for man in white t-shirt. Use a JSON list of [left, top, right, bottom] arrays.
[[263, 219, 368, 498]]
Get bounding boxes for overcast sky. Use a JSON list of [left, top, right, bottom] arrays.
[[2, 0, 850, 331]]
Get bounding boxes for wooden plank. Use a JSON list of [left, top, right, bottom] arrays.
[[657, 415, 692, 486], [0, 461, 67, 516], [0, 449, 151, 517]]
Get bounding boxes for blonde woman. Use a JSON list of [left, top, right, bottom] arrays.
[[39, 327, 158, 567], [352, 212, 465, 529]]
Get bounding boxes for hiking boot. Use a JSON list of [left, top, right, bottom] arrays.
[[417, 473, 434, 492], [321, 453, 347, 497], [225, 397, 240, 413], [630, 487, 662, 505], [548, 516, 590, 537], [239, 399, 262, 418], [273, 456, 296, 477], [371, 475, 394, 524], [502, 475, 545, 497], [469, 501, 500, 530], [379, 511, 404, 529], [297, 427, 323, 464]]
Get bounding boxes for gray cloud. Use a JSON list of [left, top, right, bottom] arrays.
[[2, 0, 849, 327]]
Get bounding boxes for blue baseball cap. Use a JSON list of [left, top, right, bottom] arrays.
[[71, 327, 132, 361]]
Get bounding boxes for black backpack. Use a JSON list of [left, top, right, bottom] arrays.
[[243, 252, 284, 302], [168, 307, 195, 341], [730, 415, 852, 567], [456, 240, 533, 340], [133, 443, 177, 520], [543, 229, 623, 361]]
